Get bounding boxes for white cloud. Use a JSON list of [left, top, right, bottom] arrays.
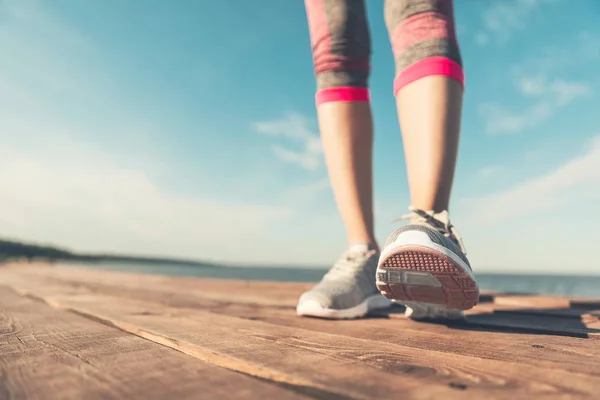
[[518, 76, 591, 105], [0, 0, 304, 265], [480, 28, 597, 135], [456, 135, 600, 273], [479, 0, 557, 44], [253, 112, 323, 172], [511, 31, 600, 79], [271, 145, 320, 171], [11, 0, 598, 275], [480, 76, 590, 134], [0, 0, 355, 267], [460, 135, 600, 226], [474, 31, 489, 47], [478, 166, 501, 179], [253, 112, 333, 214], [0, 139, 291, 261], [283, 178, 331, 205]]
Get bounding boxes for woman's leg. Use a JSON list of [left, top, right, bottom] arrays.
[[375, 0, 478, 317], [305, 0, 376, 249], [297, 0, 392, 319], [385, 0, 464, 212]]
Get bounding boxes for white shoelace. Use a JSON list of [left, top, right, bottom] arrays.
[[391, 206, 467, 255]]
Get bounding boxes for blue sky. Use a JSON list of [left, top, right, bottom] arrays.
[[1, 0, 599, 274]]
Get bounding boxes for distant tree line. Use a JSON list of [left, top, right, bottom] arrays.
[[0, 239, 77, 263], [0, 238, 221, 268]]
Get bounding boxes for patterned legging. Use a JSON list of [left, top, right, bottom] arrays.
[[304, 0, 464, 105]]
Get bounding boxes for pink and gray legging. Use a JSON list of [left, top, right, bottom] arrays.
[[304, 0, 464, 105]]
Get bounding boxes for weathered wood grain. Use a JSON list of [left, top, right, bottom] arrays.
[[5, 278, 600, 399], [2, 266, 599, 374], [0, 287, 311, 400], [8, 264, 599, 313], [6, 265, 598, 338], [3, 264, 600, 399]]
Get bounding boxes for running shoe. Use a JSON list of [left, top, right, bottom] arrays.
[[376, 207, 479, 319], [297, 244, 392, 319]]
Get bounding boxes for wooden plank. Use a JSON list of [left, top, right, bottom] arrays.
[[21, 264, 600, 310], [165, 297, 600, 376], [491, 295, 596, 309], [9, 264, 596, 313], [1, 263, 501, 307], [3, 266, 600, 374], [5, 277, 600, 399], [258, 307, 600, 370], [33, 263, 309, 307], [100, 286, 600, 374], [0, 287, 311, 400], [8, 265, 599, 338]]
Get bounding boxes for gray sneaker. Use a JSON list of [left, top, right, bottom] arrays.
[[376, 207, 479, 319], [297, 245, 392, 319]]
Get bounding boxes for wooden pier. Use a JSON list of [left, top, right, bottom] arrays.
[[1, 263, 599, 399]]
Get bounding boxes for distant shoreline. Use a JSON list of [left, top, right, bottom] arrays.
[[2, 237, 599, 279], [0, 238, 224, 269]]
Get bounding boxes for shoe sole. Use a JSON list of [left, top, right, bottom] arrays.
[[401, 301, 465, 320], [376, 245, 479, 310], [296, 294, 391, 320]]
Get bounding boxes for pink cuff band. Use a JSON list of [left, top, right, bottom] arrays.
[[394, 57, 464, 96], [315, 87, 370, 106]]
